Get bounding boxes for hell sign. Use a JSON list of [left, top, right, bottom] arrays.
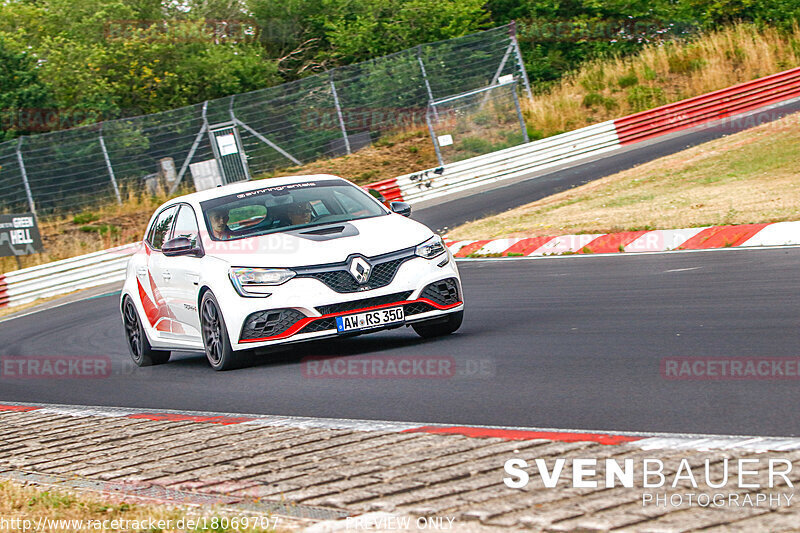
[[0, 214, 44, 257]]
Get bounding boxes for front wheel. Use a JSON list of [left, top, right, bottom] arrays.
[[200, 291, 240, 371], [122, 297, 170, 366], [412, 310, 463, 339]]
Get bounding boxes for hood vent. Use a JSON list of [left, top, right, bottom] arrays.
[[290, 222, 359, 241]]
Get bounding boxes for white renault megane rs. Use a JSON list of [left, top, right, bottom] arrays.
[[120, 175, 464, 370]]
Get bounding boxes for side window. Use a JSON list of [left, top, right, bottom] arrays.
[[147, 206, 177, 250], [172, 205, 200, 248]]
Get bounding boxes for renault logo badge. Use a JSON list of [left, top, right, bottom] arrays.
[[348, 257, 372, 284]]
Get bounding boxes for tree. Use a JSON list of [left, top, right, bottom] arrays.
[[0, 35, 55, 141]]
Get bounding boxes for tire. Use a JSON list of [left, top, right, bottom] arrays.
[[200, 291, 240, 371], [122, 297, 170, 366], [412, 310, 463, 339]]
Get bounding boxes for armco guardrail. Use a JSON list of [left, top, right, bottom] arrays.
[[368, 65, 800, 204], [614, 66, 800, 144], [0, 243, 138, 308]]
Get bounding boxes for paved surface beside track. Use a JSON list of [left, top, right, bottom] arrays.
[[2, 247, 799, 437], [1, 405, 799, 532], [413, 98, 800, 233]]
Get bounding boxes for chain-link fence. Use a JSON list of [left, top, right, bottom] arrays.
[[427, 80, 529, 165], [0, 23, 530, 216]]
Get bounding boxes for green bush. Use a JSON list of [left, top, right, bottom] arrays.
[[72, 212, 98, 224], [627, 86, 666, 112], [617, 72, 638, 88]]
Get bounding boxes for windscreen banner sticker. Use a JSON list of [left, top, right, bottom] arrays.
[[0, 213, 43, 257], [236, 182, 317, 199]]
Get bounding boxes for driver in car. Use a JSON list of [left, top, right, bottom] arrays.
[[209, 207, 233, 240], [287, 201, 313, 226]]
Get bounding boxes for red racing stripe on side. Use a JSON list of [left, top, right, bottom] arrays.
[[579, 231, 649, 254], [679, 223, 770, 250], [126, 413, 256, 425], [403, 426, 643, 445], [454, 240, 492, 258], [502, 236, 556, 256], [0, 404, 43, 412]]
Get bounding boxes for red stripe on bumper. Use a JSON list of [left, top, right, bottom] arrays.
[[126, 413, 255, 425], [240, 298, 463, 344], [403, 426, 643, 445], [679, 223, 770, 250]]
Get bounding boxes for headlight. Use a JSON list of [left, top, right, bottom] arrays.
[[415, 235, 446, 259], [229, 267, 295, 297]]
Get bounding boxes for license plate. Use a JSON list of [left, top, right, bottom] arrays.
[[336, 306, 405, 333]]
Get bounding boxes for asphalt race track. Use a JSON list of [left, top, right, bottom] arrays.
[[2, 248, 799, 437], [3, 101, 800, 436], [414, 98, 800, 233]]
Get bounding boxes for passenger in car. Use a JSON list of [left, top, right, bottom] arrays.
[[209, 208, 233, 240]]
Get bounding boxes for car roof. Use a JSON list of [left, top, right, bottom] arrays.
[[165, 174, 348, 207]]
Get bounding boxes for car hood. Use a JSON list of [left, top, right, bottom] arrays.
[[204, 213, 433, 267]]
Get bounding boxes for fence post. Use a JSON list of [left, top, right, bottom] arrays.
[[172, 101, 209, 193], [417, 45, 439, 120], [98, 125, 122, 205], [329, 71, 351, 155], [15, 138, 37, 217], [426, 107, 444, 167], [511, 82, 530, 143], [509, 21, 533, 100]]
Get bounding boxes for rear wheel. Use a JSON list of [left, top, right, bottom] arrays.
[[412, 310, 463, 339], [200, 291, 239, 371], [122, 297, 170, 366]]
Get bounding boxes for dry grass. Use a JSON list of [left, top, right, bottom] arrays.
[[522, 23, 800, 137], [0, 480, 278, 532], [447, 111, 800, 240]]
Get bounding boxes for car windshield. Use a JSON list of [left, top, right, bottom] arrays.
[[199, 180, 387, 241]]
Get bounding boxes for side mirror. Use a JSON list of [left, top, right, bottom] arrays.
[[162, 236, 203, 257], [390, 201, 412, 217], [367, 188, 386, 204]]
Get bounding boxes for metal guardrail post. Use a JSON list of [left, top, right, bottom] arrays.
[[417, 45, 439, 120], [426, 108, 444, 167], [512, 82, 530, 143], [15, 138, 37, 217], [172, 101, 209, 193], [509, 21, 533, 100], [98, 125, 122, 204], [329, 72, 351, 155]]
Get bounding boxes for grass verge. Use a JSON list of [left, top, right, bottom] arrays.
[[446, 111, 800, 240], [0, 480, 280, 532]]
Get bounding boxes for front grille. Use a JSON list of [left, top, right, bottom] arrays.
[[297, 318, 337, 334], [303, 258, 406, 293], [316, 291, 413, 315], [404, 301, 436, 316], [240, 309, 306, 341], [420, 278, 460, 306], [295, 248, 415, 294]]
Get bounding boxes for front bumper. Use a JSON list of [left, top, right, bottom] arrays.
[[221, 255, 462, 350]]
